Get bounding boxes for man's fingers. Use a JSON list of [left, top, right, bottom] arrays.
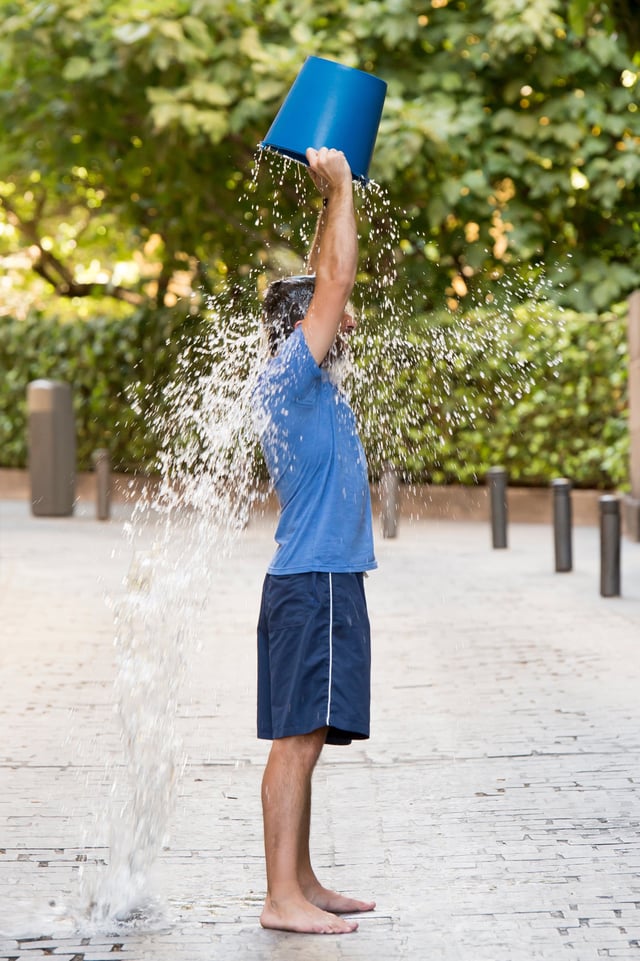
[[306, 146, 351, 190], [306, 146, 346, 166]]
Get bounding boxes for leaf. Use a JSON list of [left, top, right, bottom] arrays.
[[62, 57, 92, 81], [158, 20, 185, 43], [539, 121, 583, 146], [441, 72, 463, 93], [588, 32, 619, 67], [567, 0, 589, 35], [189, 80, 234, 106], [113, 22, 151, 45]]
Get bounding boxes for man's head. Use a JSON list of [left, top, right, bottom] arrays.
[[262, 274, 357, 362], [262, 275, 315, 357]]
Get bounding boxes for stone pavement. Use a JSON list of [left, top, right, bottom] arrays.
[[1, 497, 640, 961]]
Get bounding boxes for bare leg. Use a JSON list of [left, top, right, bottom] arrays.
[[260, 728, 366, 934], [297, 782, 376, 915]]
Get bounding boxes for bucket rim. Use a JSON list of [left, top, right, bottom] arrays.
[[258, 143, 370, 185]]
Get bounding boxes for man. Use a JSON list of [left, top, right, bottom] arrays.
[[252, 146, 377, 935]]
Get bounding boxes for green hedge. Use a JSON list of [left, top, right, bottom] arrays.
[[0, 302, 630, 489], [353, 302, 629, 489], [0, 307, 206, 472]]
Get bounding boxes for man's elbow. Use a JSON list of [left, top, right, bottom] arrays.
[[317, 260, 357, 297]]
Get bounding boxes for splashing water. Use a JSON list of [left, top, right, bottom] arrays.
[[71, 147, 555, 932], [72, 150, 409, 931], [76, 301, 267, 931], [251, 149, 563, 487]]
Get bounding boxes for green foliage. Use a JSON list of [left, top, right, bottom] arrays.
[[353, 302, 629, 489], [367, 0, 640, 312], [0, 0, 635, 491], [0, 303, 629, 491], [568, 1, 640, 54], [1, 0, 640, 316], [0, 307, 206, 471]]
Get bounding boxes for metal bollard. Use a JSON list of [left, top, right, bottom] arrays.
[[487, 466, 508, 549], [92, 448, 111, 521], [599, 495, 621, 597], [380, 464, 399, 539], [551, 478, 573, 572], [27, 380, 76, 516]]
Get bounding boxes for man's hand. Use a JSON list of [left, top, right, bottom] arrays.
[[306, 147, 351, 199]]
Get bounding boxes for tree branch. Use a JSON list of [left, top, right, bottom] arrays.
[[1, 195, 145, 306], [31, 259, 144, 304]]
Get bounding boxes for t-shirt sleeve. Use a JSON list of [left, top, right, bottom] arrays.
[[262, 327, 320, 408]]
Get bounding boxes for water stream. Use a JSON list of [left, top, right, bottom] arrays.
[[76, 302, 266, 930], [73, 151, 413, 930], [2, 149, 557, 939]]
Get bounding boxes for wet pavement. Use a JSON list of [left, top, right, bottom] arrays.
[[1, 496, 640, 960]]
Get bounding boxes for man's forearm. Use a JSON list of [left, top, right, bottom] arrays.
[[314, 185, 357, 294], [307, 201, 328, 275]]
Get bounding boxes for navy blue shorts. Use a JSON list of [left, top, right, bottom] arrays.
[[257, 572, 371, 745]]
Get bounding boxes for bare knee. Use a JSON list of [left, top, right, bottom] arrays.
[[268, 727, 327, 771]]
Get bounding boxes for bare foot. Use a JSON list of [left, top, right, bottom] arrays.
[[304, 882, 376, 915], [260, 894, 359, 934]]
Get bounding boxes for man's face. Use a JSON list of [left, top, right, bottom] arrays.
[[333, 302, 356, 352], [340, 302, 357, 335]]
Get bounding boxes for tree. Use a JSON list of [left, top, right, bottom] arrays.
[[0, 0, 272, 314], [1, 0, 639, 316], [367, 0, 640, 311], [569, 0, 640, 54]]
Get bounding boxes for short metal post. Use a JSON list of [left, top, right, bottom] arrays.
[[599, 495, 621, 597], [27, 379, 76, 516], [380, 464, 399, 539], [92, 448, 111, 521], [551, 478, 573, 572], [487, 466, 508, 549]]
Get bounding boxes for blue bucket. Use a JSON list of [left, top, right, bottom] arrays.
[[260, 56, 387, 183]]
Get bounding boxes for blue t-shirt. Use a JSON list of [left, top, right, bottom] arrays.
[[252, 327, 377, 574]]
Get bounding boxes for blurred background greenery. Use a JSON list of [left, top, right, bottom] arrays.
[[1, 0, 638, 487]]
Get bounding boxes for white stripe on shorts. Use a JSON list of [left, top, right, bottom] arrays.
[[326, 572, 334, 726]]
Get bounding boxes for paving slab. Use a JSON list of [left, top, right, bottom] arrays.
[[1, 498, 640, 960]]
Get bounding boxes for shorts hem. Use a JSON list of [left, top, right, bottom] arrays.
[[258, 722, 369, 744]]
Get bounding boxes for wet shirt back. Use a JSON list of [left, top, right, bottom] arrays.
[[252, 327, 377, 574]]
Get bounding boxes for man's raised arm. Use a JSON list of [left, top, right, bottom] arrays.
[[301, 147, 357, 365]]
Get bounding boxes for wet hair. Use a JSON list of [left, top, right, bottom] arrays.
[[262, 274, 315, 356]]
